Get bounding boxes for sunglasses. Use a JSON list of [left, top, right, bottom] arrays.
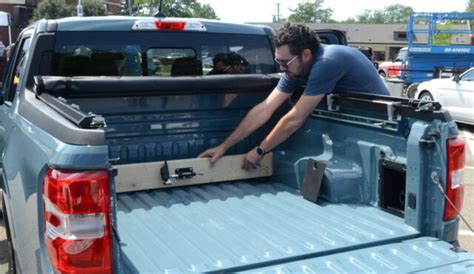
[[274, 54, 299, 69]]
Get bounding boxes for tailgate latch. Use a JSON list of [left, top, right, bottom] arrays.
[[160, 161, 203, 185]]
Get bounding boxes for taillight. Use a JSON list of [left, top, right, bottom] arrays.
[[132, 19, 206, 32], [443, 139, 465, 221], [155, 20, 186, 30], [43, 168, 112, 274]]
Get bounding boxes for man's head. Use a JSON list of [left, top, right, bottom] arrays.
[[212, 53, 231, 74], [227, 52, 248, 74], [274, 23, 320, 79]]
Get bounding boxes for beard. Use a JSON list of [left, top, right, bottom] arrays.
[[286, 63, 308, 81], [285, 55, 310, 80]]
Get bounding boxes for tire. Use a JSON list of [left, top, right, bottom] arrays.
[[0, 194, 16, 274], [378, 70, 386, 78], [419, 91, 434, 102], [404, 83, 419, 98]]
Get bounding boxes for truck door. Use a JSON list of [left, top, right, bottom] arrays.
[[0, 35, 31, 166]]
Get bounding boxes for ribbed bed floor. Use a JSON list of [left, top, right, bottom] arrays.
[[116, 181, 419, 273]]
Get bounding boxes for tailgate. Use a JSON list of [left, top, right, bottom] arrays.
[[242, 237, 474, 273], [116, 181, 420, 273]]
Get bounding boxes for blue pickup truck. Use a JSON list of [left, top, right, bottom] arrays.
[[0, 16, 472, 273]]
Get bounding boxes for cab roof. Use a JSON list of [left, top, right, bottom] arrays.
[[37, 16, 274, 36]]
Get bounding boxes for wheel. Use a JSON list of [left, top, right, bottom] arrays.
[[378, 70, 386, 78], [0, 194, 16, 273], [419, 91, 434, 101], [404, 83, 419, 98]]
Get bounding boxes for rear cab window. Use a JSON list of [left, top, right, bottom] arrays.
[[50, 32, 276, 77]]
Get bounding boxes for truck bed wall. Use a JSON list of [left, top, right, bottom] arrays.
[[61, 76, 457, 242], [71, 92, 410, 206]]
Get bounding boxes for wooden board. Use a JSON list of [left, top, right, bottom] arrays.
[[114, 153, 273, 193]]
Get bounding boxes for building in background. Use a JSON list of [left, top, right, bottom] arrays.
[[258, 22, 472, 62], [260, 22, 408, 62]]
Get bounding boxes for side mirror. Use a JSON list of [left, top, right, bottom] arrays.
[[453, 74, 461, 83]]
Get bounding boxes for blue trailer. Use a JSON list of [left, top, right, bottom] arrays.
[[402, 12, 474, 97]]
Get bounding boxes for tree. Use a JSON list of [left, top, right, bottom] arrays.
[[466, 0, 474, 29], [353, 4, 413, 24], [288, 0, 334, 23], [467, 0, 474, 12], [133, 0, 218, 19], [384, 4, 413, 23], [32, 0, 73, 21], [189, 2, 218, 19], [32, 0, 107, 20], [81, 0, 106, 16]]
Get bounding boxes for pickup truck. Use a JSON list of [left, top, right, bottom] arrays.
[[0, 16, 473, 273]]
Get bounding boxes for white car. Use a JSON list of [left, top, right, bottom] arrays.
[[415, 68, 474, 125]]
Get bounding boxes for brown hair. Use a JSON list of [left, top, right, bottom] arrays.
[[274, 23, 321, 55]]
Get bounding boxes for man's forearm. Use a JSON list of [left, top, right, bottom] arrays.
[[259, 114, 302, 153], [259, 94, 324, 153], [221, 103, 272, 150]]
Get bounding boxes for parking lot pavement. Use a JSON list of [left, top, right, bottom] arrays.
[[0, 125, 472, 270], [0, 220, 7, 272], [459, 124, 474, 252]]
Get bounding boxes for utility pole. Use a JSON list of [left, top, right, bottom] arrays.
[[128, 0, 132, 15], [313, 0, 317, 23], [275, 3, 281, 22], [77, 0, 83, 17]]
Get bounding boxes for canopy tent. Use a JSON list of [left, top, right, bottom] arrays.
[[0, 11, 12, 44]]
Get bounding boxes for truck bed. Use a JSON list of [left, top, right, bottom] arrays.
[[116, 181, 419, 273]]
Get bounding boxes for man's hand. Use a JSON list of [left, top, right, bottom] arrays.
[[242, 148, 262, 171], [198, 145, 227, 166]]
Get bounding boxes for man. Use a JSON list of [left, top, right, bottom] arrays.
[[208, 52, 248, 75], [199, 23, 389, 169], [207, 52, 231, 75], [227, 52, 248, 74]]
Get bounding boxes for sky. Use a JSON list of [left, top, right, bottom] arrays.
[[197, 0, 470, 23]]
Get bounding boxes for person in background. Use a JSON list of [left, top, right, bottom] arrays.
[[227, 52, 248, 74], [207, 52, 231, 75], [199, 23, 389, 169]]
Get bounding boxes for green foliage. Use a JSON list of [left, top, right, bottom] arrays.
[[189, 3, 218, 19], [384, 4, 413, 23], [432, 23, 458, 46], [82, 0, 106, 16], [356, 4, 413, 24], [467, 0, 474, 12], [32, 0, 73, 21], [340, 17, 357, 23], [288, 0, 334, 23], [32, 0, 106, 21], [357, 9, 385, 24], [287, 1, 412, 24], [132, 0, 218, 19]]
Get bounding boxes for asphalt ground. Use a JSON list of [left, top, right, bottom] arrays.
[[0, 125, 472, 273], [457, 124, 474, 253]]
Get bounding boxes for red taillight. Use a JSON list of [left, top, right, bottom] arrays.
[[43, 168, 112, 274], [155, 21, 186, 30], [443, 139, 465, 221]]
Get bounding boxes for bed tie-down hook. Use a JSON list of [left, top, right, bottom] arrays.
[[160, 160, 204, 185]]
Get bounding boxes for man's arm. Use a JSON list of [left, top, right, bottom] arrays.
[[198, 88, 291, 165], [242, 94, 325, 169]]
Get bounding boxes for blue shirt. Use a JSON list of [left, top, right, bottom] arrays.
[[277, 44, 390, 96]]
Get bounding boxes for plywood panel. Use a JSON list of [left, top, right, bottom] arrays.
[[114, 153, 273, 193]]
